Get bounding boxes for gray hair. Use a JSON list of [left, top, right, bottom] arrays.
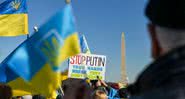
[[156, 26, 185, 54]]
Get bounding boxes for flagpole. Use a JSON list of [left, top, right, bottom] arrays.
[[26, 26, 38, 39], [27, 34, 29, 39], [33, 26, 38, 32]]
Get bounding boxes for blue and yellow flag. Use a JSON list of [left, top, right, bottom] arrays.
[[0, 0, 28, 36], [0, 65, 39, 97], [0, 43, 40, 97], [0, 4, 80, 97], [79, 34, 91, 54], [61, 34, 91, 81]]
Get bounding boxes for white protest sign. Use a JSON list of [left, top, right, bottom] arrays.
[[68, 53, 106, 80]]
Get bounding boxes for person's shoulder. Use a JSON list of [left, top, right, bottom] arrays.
[[129, 85, 185, 99]]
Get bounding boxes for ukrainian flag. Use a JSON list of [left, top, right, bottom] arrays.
[[1, 4, 80, 97], [0, 0, 28, 36], [60, 34, 91, 81], [0, 45, 42, 97], [79, 34, 91, 54], [0, 66, 39, 97]]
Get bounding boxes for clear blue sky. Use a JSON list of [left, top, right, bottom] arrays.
[[0, 0, 152, 83]]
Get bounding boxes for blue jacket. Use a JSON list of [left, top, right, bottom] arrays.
[[107, 87, 120, 99]]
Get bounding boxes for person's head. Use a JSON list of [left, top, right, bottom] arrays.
[[0, 84, 12, 99], [63, 79, 93, 99], [32, 95, 46, 99], [118, 88, 128, 98], [92, 90, 108, 99], [16, 96, 23, 99], [96, 80, 102, 87], [56, 94, 63, 99], [145, 0, 185, 59]]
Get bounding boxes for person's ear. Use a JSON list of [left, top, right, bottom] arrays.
[[147, 23, 162, 59]]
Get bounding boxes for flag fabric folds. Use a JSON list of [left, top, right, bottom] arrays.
[[0, 0, 28, 36], [0, 4, 80, 97], [61, 34, 91, 81], [0, 48, 40, 97], [79, 34, 91, 54]]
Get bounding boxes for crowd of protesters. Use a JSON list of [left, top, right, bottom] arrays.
[[2, 0, 185, 98], [0, 77, 129, 99]]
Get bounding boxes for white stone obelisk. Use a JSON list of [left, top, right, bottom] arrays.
[[121, 32, 128, 85]]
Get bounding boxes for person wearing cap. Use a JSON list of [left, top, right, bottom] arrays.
[[128, 0, 185, 99]]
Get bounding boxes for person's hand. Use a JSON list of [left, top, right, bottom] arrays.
[[99, 80, 108, 87], [96, 80, 102, 87]]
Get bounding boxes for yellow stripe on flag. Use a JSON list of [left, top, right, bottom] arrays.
[[58, 33, 81, 64], [8, 76, 57, 98], [8, 65, 58, 98], [27, 33, 80, 98], [0, 14, 28, 36], [30, 63, 59, 98], [8, 78, 38, 96]]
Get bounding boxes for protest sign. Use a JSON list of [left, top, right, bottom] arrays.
[[68, 54, 106, 80]]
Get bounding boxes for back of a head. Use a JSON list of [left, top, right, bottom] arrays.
[[56, 94, 63, 99], [63, 79, 93, 99], [32, 95, 46, 99], [0, 84, 12, 99], [15, 96, 23, 99], [145, 0, 185, 29], [145, 0, 185, 54], [118, 88, 128, 98], [92, 90, 108, 99]]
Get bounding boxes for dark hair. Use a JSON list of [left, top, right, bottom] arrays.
[[63, 79, 93, 99], [145, 0, 185, 29], [118, 88, 128, 98], [0, 84, 12, 99], [32, 95, 46, 99], [90, 80, 98, 85], [56, 94, 63, 99]]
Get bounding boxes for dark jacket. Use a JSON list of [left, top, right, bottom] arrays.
[[128, 45, 185, 99]]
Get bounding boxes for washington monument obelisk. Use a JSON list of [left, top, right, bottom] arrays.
[[121, 32, 128, 84]]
